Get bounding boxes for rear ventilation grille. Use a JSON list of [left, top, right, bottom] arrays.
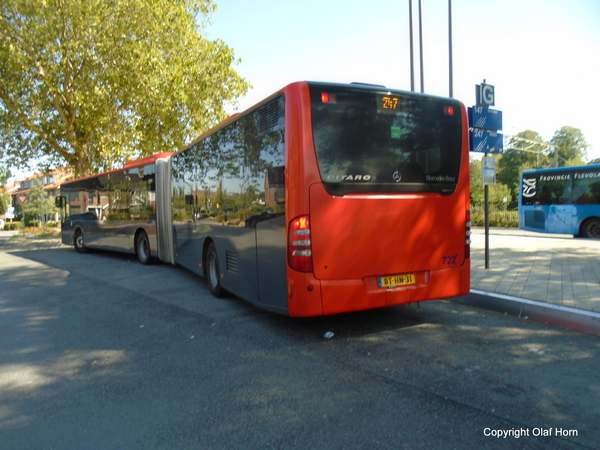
[[226, 251, 238, 273]]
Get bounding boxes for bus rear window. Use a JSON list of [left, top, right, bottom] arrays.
[[309, 85, 463, 195]]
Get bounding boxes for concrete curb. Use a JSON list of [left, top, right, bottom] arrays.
[[453, 289, 600, 336]]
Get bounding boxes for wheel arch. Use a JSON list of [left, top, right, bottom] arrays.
[[579, 216, 600, 238], [201, 237, 215, 278], [72, 225, 84, 245], [134, 227, 147, 253]]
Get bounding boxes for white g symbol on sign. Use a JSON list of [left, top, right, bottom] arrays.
[[481, 84, 495, 106]]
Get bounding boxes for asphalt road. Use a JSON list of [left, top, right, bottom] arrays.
[[1, 246, 599, 449]]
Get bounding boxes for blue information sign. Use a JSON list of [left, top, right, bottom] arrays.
[[470, 81, 503, 154], [470, 129, 503, 154], [468, 107, 502, 132]]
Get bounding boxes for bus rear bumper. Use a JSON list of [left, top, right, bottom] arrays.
[[319, 265, 470, 316]]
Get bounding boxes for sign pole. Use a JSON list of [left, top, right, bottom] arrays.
[[482, 154, 496, 269], [484, 158, 490, 269], [409, 0, 415, 92], [418, 0, 424, 93], [448, 0, 453, 97], [16, 193, 29, 238]]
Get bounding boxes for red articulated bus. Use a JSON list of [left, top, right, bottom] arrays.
[[61, 81, 471, 317]]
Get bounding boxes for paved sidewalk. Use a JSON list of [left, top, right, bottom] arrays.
[[470, 228, 600, 313], [0, 230, 65, 249]]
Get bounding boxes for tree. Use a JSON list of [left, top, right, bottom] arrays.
[[470, 159, 484, 206], [470, 157, 513, 210], [497, 130, 547, 199], [0, 191, 8, 216], [0, 0, 249, 177], [549, 126, 588, 166], [0, 164, 9, 185], [22, 179, 58, 230], [0, 165, 9, 216]]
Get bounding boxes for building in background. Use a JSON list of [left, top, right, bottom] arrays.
[[1, 168, 73, 224]]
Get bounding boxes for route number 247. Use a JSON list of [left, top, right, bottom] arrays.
[[442, 254, 457, 265]]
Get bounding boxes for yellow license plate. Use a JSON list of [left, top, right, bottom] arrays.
[[377, 273, 416, 288]]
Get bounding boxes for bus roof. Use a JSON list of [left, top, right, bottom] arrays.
[[61, 152, 173, 186], [175, 81, 462, 156], [122, 152, 173, 169], [522, 164, 600, 175]]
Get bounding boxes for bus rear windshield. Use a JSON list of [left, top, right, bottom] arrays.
[[310, 85, 463, 195]]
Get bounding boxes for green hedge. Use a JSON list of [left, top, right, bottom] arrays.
[[3, 221, 21, 231], [471, 210, 518, 227], [1, 221, 58, 231]]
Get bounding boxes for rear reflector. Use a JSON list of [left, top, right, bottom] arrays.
[[465, 210, 471, 259]]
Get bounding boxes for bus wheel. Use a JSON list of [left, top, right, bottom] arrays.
[[206, 243, 224, 297], [74, 230, 89, 253], [136, 231, 153, 265], [581, 218, 600, 238]]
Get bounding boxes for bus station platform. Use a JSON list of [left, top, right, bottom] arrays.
[[455, 228, 600, 335]]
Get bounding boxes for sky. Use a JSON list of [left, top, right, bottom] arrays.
[[205, 0, 600, 161], [6, 0, 599, 184]]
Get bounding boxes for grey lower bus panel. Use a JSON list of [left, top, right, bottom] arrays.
[[256, 216, 288, 313], [171, 215, 287, 313]]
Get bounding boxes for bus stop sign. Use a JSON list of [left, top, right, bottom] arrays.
[[482, 156, 496, 185]]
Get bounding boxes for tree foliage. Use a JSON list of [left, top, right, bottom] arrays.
[[473, 127, 592, 209], [22, 179, 58, 228], [497, 130, 545, 199], [0, 191, 8, 215], [0, 0, 250, 176], [470, 158, 512, 209], [549, 126, 588, 166]]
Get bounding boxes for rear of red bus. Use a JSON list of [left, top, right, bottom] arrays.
[[283, 82, 470, 317]]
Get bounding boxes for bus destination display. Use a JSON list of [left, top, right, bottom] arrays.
[[382, 95, 399, 110]]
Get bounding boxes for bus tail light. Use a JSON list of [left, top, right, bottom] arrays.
[[465, 210, 471, 259], [289, 215, 313, 272], [321, 92, 337, 104]]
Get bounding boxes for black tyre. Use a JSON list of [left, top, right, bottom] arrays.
[[136, 231, 153, 265], [206, 243, 224, 297], [73, 229, 89, 253], [581, 218, 600, 239]]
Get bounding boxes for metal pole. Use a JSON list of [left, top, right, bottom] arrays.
[[485, 184, 490, 269], [409, 0, 415, 91], [418, 0, 424, 93], [484, 153, 490, 269], [448, 0, 453, 97]]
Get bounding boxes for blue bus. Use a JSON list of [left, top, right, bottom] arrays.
[[519, 164, 600, 238]]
